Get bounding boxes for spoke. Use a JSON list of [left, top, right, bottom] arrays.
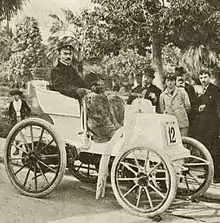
[[38, 139, 55, 153], [121, 162, 138, 176], [184, 176, 190, 193], [117, 177, 136, 181], [33, 164, 38, 190], [36, 163, 50, 185], [144, 151, 150, 173], [37, 160, 57, 173], [23, 167, 31, 187], [123, 184, 138, 197], [30, 125, 34, 151], [148, 162, 162, 175], [40, 154, 59, 159], [149, 177, 168, 181], [188, 172, 202, 186], [133, 151, 141, 173], [12, 143, 28, 154], [19, 131, 32, 153], [184, 162, 209, 167], [144, 186, 153, 209], [9, 157, 25, 161], [36, 128, 44, 149], [14, 164, 27, 175], [136, 186, 142, 207], [73, 165, 97, 171], [148, 183, 165, 199], [87, 164, 90, 177], [76, 163, 83, 172]]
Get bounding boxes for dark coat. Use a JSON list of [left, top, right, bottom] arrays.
[[127, 84, 162, 112], [8, 99, 31, 125], [194, 83, 220, 150], [184, 83, 197, 134], [50, 61, 88, 99]]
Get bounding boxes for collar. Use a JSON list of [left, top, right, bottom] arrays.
[[164, 87, 177, 96], [203, 83, 210, 90], [58, 60, 71, 67], [13, 99, 22, 103], [142, 84, 152, 89]]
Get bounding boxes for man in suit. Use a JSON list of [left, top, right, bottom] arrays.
[[194, 70, 220, 182], [176, 67, 197, 136], [127, 68, 162, 112], [50, 44, 90, 100]]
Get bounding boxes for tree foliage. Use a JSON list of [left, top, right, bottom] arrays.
[[101, 49, 152, 85], [0, 26, 13, 62], [7, 16, 47, 83], [46, 0, 220, 83], [0, 0, 28, 21]]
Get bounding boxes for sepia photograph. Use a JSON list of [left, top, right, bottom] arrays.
[[0, 0, 220, 222]]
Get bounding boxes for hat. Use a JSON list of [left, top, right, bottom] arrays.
[[9, 89, 23, 96], [175, 67, 185, 76], [164, 72, 176, 80], [57, 44, 74, 52], [143, 67, 155, 78]]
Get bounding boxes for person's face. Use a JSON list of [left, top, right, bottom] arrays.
[[199, 73, 210, 87], [165, 79, 176, 89], [59, 48, 73, 65], [176, 76, 185, 87], [136, 75, 142, 84], [142, 75, 153, 87], [14, 94, 20, 101]]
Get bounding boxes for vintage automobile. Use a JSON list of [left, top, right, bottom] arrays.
[[4, 87, 214, 218]]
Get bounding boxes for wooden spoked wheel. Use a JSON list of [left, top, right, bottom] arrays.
[[111, 147, 177, 218], [4, 118, 66, 198], [177, 137, 214, 198]]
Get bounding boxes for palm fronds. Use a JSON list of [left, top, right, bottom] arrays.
[[182, 45, 219, 73], [0, 0, 28, 21]]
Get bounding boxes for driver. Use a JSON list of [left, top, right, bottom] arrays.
[[50, 43, 124, 142], [50, 44, 90, 100]]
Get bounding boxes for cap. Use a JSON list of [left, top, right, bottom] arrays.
[[164, 72, 176, 80], [9, 89, 23, 96], [175, 67, 185, 75], [57, 44, 74, 52], [143, 67, 155, 78]]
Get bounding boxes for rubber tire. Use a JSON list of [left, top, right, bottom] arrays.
[[4, 118, 67, 198], [181, 136, 214, 198], [111, 147, 177, 218]]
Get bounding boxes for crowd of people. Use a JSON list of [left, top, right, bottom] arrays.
[[126, 67, 220, 183]]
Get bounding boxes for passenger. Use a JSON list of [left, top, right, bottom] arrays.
[[193, 70, 220, 183], [159, 73, 191, 137], [127, 68, 162, 112], [50, 43, 124, 142], [175, 67, 197, 137]]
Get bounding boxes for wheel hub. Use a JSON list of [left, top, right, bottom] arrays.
[[137, 172, 149, 186]]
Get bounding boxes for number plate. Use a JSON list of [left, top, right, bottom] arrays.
[[165, 123, 177, 146]]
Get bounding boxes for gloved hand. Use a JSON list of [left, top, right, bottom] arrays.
[[76, 88, 91, 98], [91, 84, 105, 94]]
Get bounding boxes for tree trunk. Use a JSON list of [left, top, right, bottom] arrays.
[[152, 37, 164, 90]]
